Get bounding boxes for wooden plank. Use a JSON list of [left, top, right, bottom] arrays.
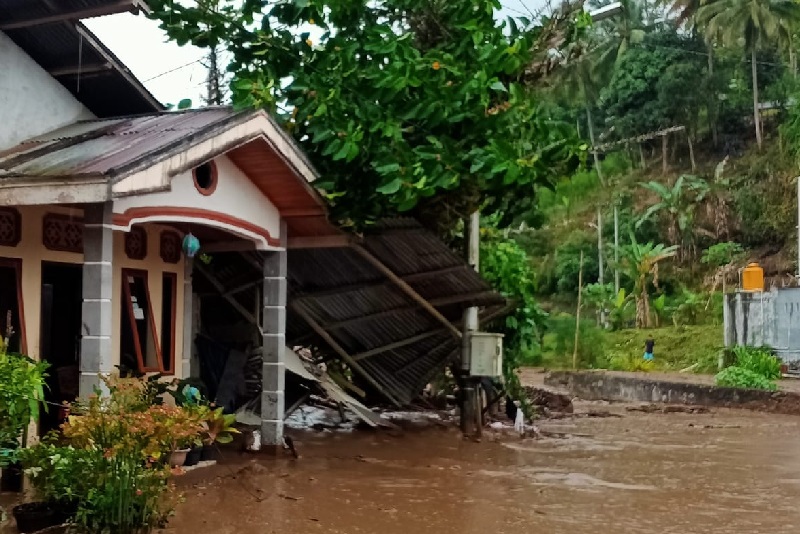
[[401, 264, 468, 283], [351, 329, 446, 361], [428, 291, 500, 307], [351, 244, 462, 339], [287, 235, 353, 249], [0, 1, 147, 30], [291, 302, 403, 407], [49, 63, 112, 77], [194, 262, 258, 327]]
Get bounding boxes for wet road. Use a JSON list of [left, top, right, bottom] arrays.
[[165, 407, 800, 534]]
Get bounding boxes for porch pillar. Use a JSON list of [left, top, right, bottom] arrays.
[[181, 257, 194, 378], [79, 202, 114, 397], [261, 246, 287, 447]]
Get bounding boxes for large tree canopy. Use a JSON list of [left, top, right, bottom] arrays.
[[149, 0, 587, 231]]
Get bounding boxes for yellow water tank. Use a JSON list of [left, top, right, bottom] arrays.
[[742, 262, 764, 291]]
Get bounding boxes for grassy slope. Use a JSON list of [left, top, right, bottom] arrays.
[[540, 323, 723, 374]]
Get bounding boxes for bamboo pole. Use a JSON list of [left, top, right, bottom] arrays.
[[573, 251, 584, 371]]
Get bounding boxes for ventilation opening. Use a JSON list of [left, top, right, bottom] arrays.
[[193, 161, 218, 195]]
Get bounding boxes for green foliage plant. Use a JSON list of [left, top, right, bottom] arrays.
[[715, 366, 777, 390], [732, 345, 781, 379]]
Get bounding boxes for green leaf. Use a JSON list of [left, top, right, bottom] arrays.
[[377, 178, 403, 194], [375, 163, 401, 174], [490, 81, 507, 92], [177, 98, 192, 110]]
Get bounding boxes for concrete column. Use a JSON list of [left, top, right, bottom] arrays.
[[79, 203, 114, 397], [261, 246, 287, 446], [181, 257, 194, 378]]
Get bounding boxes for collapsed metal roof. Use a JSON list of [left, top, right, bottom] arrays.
[[0, 0, 162, 116], [286, 219, 507, 406]]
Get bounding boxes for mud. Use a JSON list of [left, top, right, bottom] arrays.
[[158, 406, 800, 534]]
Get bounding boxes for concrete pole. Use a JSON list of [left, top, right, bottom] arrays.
[[796, 176, 800, 278], [461, 211, 480, 436], [614, 204, 620, 295]]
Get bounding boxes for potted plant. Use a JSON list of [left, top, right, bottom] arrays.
[[200, 407, 239, 461], [0, 319, 48, 492]]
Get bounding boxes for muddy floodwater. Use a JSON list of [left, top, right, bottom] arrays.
[[163, 406, 800, 534]]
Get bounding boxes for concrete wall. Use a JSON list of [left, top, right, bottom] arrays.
[[724, 288, 800, 366], [112, 155, 282, 248], [0, 31, 94, 150], [0, 206, 187, 377]]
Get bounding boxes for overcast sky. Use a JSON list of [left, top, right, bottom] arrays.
[[83, 0, 552, 107]]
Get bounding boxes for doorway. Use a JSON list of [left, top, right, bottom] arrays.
[[39, 262, 82, 434]]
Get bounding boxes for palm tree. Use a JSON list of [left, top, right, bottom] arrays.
[[621, 234, 679, 328], [697, 0, 800, 149]]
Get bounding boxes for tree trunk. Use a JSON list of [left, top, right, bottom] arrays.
[[752, 47, 763, 150], [639, 143, 646, 169], [661, 134, 668, 175], [687, 132, 696, 171], [707, 41, 718, 147], [586, 104, 605, 186]]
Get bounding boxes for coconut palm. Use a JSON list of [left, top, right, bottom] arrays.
[[696, 0, 800, 149], [621, 234, 679, 328]]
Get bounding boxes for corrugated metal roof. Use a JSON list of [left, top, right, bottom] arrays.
[[284, 219, 506, 405], [0, 1, 161, 116], [0, 108, 249, 179]]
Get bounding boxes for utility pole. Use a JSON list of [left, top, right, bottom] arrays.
[[796, 176, 800, 278], [205, 46, 223, 106], [461, 211, 480, 437], [614, 203, 620, 295]]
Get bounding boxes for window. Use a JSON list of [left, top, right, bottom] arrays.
[[120, 269, 162, 374], [0, 259, 25, 354], [160, 273, 177, 374], [192, 161, 218, 196]]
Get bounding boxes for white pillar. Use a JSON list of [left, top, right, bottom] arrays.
[[79, 202, 114, 397], [261, 242, 287, 446], [181, 257, 194, 378]]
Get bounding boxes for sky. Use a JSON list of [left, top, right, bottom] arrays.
[[83, 0, 554, 108]]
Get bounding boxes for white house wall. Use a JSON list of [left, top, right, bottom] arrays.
[[0, 31, 94, 150], [112, 155, 283, 249]]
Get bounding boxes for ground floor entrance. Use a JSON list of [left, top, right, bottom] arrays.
[[39, 262, 82, 434]]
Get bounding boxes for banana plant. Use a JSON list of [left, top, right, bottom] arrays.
[[621, 233, 679, 328]]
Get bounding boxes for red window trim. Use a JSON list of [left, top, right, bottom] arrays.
[[161, 272, 177, 376], [120, 268, 163, 374], [0, 257, 27, 355]]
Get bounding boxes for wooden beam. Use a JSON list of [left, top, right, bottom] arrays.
[[49, 63, 112, 77], [291, 302, 403, 406], [321, 304, 419, 331], [402, 264, 468, 283], [286, 235, 353, 249], [352, 329, 447, 361], [351, 244, 462, 339], [0, 1, 147, 30], [428, 291, 500, 308], [194, 263, 259, 327]]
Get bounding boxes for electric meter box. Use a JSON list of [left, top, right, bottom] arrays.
[[468, 332, 504, 377]]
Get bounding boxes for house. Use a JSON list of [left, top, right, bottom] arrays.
[[0, 0, 506, 447], [0, 0, 339, 446]]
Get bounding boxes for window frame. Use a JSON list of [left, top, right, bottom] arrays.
[[160, 272, 178, 375], [120, 268, 163, 374], [0, 257, 26, 355], [192, 161, 218, 196]]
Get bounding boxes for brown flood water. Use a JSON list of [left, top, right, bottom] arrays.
[[164, 407, 800, 534]]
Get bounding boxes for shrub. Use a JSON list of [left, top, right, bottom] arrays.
[[0, 351, 48, 466], [733, 345, 781, 380], [715, 366, 777, 390]]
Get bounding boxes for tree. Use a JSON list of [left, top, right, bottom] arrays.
[[636, 174, 709, 261], [148, 0, 587, 232], [697, 0, 800, 149], [621, 234, 678, 327]]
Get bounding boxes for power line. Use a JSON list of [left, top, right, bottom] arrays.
[[142, 57, 206, 83]]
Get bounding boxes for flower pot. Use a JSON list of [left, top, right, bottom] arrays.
[[200, 444, 219, 462], [12, 502, 63, 533], [1, 462, 23, 492], [169, 448, 190, 468], [184, 446, 202, 467]]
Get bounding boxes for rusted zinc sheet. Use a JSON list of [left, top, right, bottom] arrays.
[[0, 108, 242, 178]]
